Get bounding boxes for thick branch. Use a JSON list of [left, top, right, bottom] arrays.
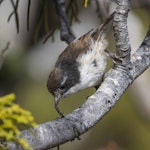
[[113, 0, 131, 67], [55, 0, 75, 44]]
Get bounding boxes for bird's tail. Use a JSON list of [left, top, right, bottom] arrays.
[[91, 12, 114, 41]]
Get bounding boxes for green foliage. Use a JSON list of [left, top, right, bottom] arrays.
[[0, 93, 36, 149]]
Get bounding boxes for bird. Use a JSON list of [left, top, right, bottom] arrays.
[[47, 13, 114, 117]]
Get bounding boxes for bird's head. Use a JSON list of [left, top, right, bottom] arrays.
[[47, 60, 80, 105]]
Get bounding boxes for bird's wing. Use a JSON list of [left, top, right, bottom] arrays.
[[56, 12, 114, 65], [56, 30, 93, 64]]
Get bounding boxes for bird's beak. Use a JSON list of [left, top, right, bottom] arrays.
[[54, 94, 61, 104], [54, 93, 65, 117]]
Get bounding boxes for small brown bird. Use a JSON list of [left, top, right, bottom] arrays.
[[47, 13, 114, 117]]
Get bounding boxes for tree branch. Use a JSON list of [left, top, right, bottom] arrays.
[[5, 0, 150, 149], [113, 0, 131, 67], [55, 0, 76, 44]]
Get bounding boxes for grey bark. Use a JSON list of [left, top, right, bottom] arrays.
[[5, 0, 150, 149], [55, 0, 75, 44]]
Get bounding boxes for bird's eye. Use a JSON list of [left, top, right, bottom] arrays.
[[59, 85, 65, 90]]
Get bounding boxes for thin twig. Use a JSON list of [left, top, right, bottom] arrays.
[[0, 42, 10, 69], [43, 26, 58, 44], [66, 0, 80, 24], [8, 0, 19, 33]]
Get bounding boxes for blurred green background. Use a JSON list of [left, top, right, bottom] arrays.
[[0, 0, 150, 150]]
